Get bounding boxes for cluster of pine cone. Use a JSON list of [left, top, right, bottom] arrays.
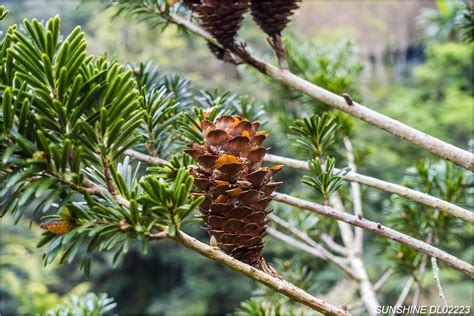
[[182, 0, 300, 60], [186, 116, 283, 274]]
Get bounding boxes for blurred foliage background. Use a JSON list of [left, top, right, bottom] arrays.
[[1, 0, 472, 314]]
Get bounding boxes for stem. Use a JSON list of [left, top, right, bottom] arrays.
[[101, 156, 117, 196], [124, 149, 168, 165], [391, 277, 414, 316], [264, 153, 473, 224], [431, 257, 448, 307], [273, 192, 474, 277], [172, 230, 348, 315], [321, 233, 348, 255], [343, 138, 364, 252], [168, 13, 473, 171]]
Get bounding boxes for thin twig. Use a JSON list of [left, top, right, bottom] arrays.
[[431, 257, 448, 307], [269, 213, 348, 256], [374, 269, 394, 292], [124, 149, 168, 165], [321, 233, 348, 255], [391, 277, 414, 316], [168, 13, 473, 171], [412, 256, 428, 308], [273, 192, 474, 277], [267, 227, 357, 279], [343, 138, 364, 252], [264, 153, 473, 224]]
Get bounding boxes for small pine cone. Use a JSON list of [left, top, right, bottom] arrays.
[[196, 0, 249, 48], [41, 220, 74, 235], [186, 115, 283, 268], [250, 0, 300, 38]]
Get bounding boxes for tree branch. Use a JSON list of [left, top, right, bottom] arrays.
[[264, 153, 473, 224], [124, 149, 168, 166], [172, 230, 348, 315], [272, 193, 474, 277], [321, 233, 348, 256], [343, 138, 364, 252], [269, 213, 347, 256], [391, 277, 414, 316], [373, 269, 394, 292], [168, 13, 473, 171]]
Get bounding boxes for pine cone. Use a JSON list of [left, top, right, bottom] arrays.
[[196, 0, 249, 48], [250, 0, 300, 38], [186, 115, 283, 273], [40, 220, 74, 235]]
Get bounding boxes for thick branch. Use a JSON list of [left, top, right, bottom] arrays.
[[264, 153, 473, 224], [172, 230, 348, 315], [168, 13, 473, 171], [272, 193, 474, 277]]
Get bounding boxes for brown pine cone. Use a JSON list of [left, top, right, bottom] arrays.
[[186, 115, 283, 273], [250, 0, 300, 37], [196, 0, 249, 48]]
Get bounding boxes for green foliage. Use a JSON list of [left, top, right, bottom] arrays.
[[48, 292, 117, 316], [455, 1, 474, 43], [382, 159, 469, 274], [289, 113, 338, 159], [0, 5, 9, 21], [147, 153, 194, 180], [1, 217, 94, 314], [302, 157, 349, 203], [231, 96, 267, 125], [417, 0, 466, 42], [283, 36, 364, 111], [140, 167, 205, 233], [1, 16, 203, 277], [110, 0, 189, 30]]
